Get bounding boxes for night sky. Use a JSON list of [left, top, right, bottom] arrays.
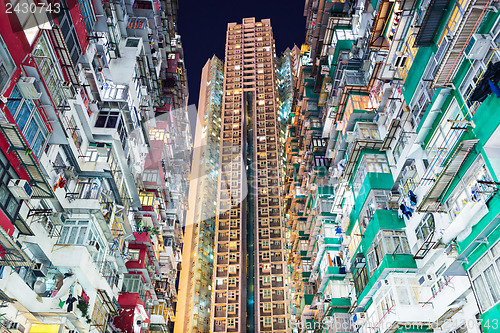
[[178, 0, 307, 108]]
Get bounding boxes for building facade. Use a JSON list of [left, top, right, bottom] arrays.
[[210, 18, 289, 333], [175, 55, 223, 333], [0, 0, 190, 333], [284, 0, 500, 332]]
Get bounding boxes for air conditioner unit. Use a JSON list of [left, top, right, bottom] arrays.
[[61, 81, 76, 99], [6, 322, 26, 333], [63, 166, 77, 180], [8, 179, 33, 200], [32, 262, 48, 277], [465, 34, 491, 60], [17, 77, 42, 99], [352, 312, 367, 325], [394, 54, 408, 68], [50, 212, 67, 225], [96, 143, 108, 156], [321, 65, 330, 75], [418, 273, 436, 287], [353, 255, 366, 268], [87, 240, 101, 253]]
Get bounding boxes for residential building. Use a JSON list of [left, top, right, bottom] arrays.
[[0, 0, 190, 333], [210, 17, 288, 333], [284, 0, 500, 332], [175, 55, 224, 333]]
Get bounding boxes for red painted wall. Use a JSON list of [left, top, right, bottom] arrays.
[[66, 0, 90, 51]]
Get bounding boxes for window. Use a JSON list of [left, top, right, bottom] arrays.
[[469, 240, 500, 311], [6, 86, 50, 157], [352, 154, 390, 197], [0, 36, 15, 94], [263, 303, 271, 312], [415, 213, 435, 241], [354, 266, 369, 296], [59, 219, 106, 262], [91, 292, 109, 333], [122, 274, 145, 301], [227, 318, 236, 328], [128, 249, 140, 261], [426, 99, 462, 162], [263, 289, 271, 298], [227, 304, 236, 313], [438, 0, 471, 45], [56, 0, 83, 65], [446, 155, 493, 218], [0, 151, 21, 221], [77, 0, 96, 35], [263, 317, 272, 327], [366, 230, 410, 275], [32, 33, 65, 107]]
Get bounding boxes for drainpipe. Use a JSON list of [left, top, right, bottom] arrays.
[[414, 88, 451, 144]]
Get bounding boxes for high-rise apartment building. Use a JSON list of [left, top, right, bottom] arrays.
[[175, 56, 224, 333], [211, 18, 288, 333]]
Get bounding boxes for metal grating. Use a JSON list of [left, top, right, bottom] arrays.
[[418, 139, 478, 212], [0, 123, 55, 199], [342, 139, 384, 182], [49, 25, 80, 87], [0, 226, 34, 268], [414, 0, 451, 47], [433, 0, 491, 86]]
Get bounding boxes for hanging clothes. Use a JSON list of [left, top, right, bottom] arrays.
[[65, 293, 77, 312], [470, 62, 500, 103], [408, 190, 417, 206]]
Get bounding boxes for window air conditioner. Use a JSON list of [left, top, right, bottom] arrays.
[[6, 322, 26, 333], [61, 81, 76, 99], [17, 77, 42, 99], [50, 212, 67, 225], [418, 273, 436, 287], [8, 179, 33, 200], [352, 312, 367, 325], [465, 34, 491, 60], [32, 262, 48, 277], [87, 240, 101, 253]]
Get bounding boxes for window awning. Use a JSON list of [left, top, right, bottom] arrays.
[[418, 139, 479, 212], [0, 122, 55, 199], [0, 225, 34, 267]]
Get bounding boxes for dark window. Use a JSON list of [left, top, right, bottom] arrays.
[[0, 150, 21, 221], [354, 266, 369, 297]]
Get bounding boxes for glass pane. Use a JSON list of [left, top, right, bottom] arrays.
[[473, 277, 492, 310], [15, 103, 31, 131], [484, 265, 500, 303], [77, 227, 87, 244]]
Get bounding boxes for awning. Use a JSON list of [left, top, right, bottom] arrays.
[[418, 139, 479, 212], [0, 123, 54, 199], [0, 225, 34, 267]]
